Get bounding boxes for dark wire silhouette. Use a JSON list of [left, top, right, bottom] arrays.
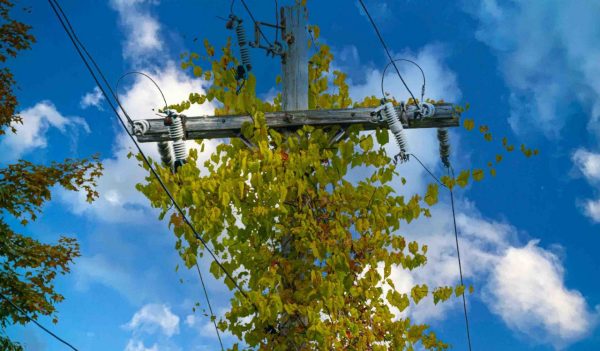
[[48, 0, 255, 314], [195, 261, 224, 350], [357, 0, 419, 106], [381, 58, 426, 103], [0, 292, 79, 351], [403, 153, 473, 351], [116, 71, 169, 111]]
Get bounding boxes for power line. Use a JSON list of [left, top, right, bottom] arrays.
[[195, 261, 224, 350], [357, 0, 419, 105], [48, 0, 254, 310], [116, 71, 169, 112], [381, 58, 426, 103], [50, 0, 135, 128], [449, 166, 473, 351], [401, 153, 473, 351], [240, 0, 272, 47], [0, 292, 79, 351]]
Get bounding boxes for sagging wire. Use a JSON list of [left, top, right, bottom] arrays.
[[357, 0, 419, 107], [381, 58, 426, 103], [48, 1, 255, 344], [402, 143, 473, 351], [116, 72, 186, 171], [195, 261, 224, 350], [0, 292, 79, 351]]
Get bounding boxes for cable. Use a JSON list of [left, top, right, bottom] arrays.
[[274, 0, 279, 42], [0, 292, 79, 351], [116, 71, 169, 111], [48, 0, 253, 308], [449, 166, 473, 351], [399, 153, 473, 351], [49, 0, 135, 128], [381, 58, 426, 103], [195, 261, 224, 350], [357, 0, 419, 106], [240, 0, 272, 47]]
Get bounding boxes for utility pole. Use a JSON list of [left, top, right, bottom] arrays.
[[278, 5, 308, 346], [129, 4, 460, 345], [281, 5, 308, 112]]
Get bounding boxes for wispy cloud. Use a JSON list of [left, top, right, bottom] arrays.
[[0, 101, 89, 162], [80, 86, 105, 110], [124, 304, 180, 337], [110, 0, 163, 64], [572, 149, 600, 222], [466, 0, 600, 140]]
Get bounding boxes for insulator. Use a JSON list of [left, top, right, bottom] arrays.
[[437, 128, 451, 168], [157, 141, 173, 168], [382, 102, 409, 162], [168, 115, 187, 169], [233, 19, 252, 79]]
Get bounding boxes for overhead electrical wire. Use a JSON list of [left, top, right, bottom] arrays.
[[48, 0, 255, 315], [195, 262, 224, 350], [357, 0, 419, 105], [239, 0, 272, 47], [0, 292, 79, 351], [356, 1, 472, 345], [381, 58, 426, 103], [403, 153, 474, 351], [116, 71, 169, 111]]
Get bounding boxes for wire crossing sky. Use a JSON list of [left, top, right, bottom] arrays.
[[4, 1, 600, 350]]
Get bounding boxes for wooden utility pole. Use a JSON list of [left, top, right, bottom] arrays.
[[281, 5, 308, 112]]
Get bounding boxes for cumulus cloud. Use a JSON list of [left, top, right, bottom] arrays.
[[59, 63, 217, 223], [581, 198, 600, 223], [486, 241, 597, 347], [125, 340, 158, 351], [110, 0, 163, 63], [124, 304, 180, 337], [393, 202, 598, 348], [466, 0, 600, 139], [80, 86, 105, 110], [573, 149, 600, 183], [0, 101, 89, 162], [572, 149, 600, 222]]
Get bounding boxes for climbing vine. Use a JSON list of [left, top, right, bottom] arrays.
[[137, 18, 536, 351]]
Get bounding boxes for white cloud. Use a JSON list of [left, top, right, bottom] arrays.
[[466, 0, 600, 139], [486, 241, 597, 347], [572, 149, 600, 222], [124, 304, 180, 337], [125, 340, 158, 351], [0, 101, 89, 162], [348, 44, 461, 103], [394, 202, 598, 348], [80, 86, 105, 110], [573, 149, 600, 183], [110, 0, 163, 63], [582, 198, 600, 223], [59, 63, 217, 223]]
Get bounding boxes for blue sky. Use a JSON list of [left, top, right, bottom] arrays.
[[4, 0, 600, 350]]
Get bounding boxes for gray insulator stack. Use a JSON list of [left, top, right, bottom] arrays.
[[235, 22, 251, 72], [382, 102, 409, 162], [157, 141, 173, 168], [168, 115, 187, 168], [437, 128, 451, 168]]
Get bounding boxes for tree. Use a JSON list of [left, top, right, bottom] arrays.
[[0, 1, 102, 348], [138, 9, 536, 351]]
